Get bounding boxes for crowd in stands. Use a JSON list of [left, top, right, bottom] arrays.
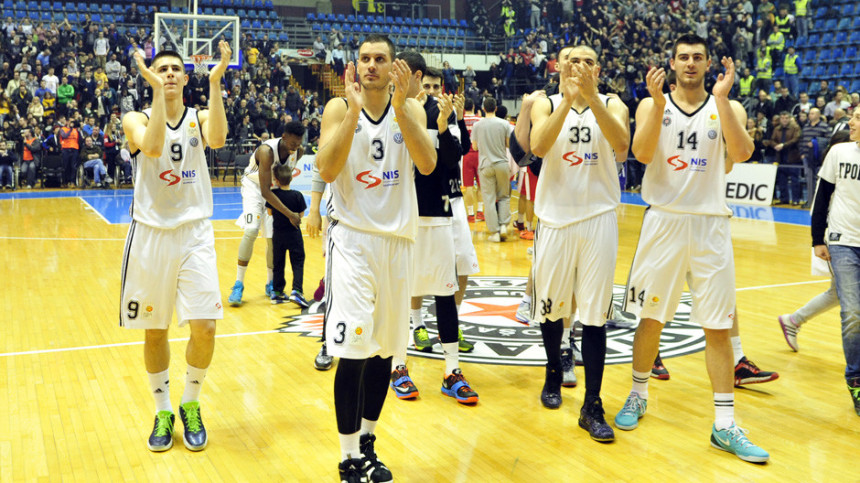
[[1, 0, 857, 205]]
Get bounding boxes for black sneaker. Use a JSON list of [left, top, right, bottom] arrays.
[[338, 457, 365, 483], [578, 396, 615, 442], [651, 353, 670, 380], [179, 401, 207, 451], [734, 356, 779, 386], [541, 365, 562, 409], [147, 410, 174, 452], [314, 342, 334, 371], [849, 378, 860, 416], [271, 291, 288, 304], [360, 433, 393, 482]]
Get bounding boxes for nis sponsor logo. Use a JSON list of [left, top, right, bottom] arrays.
[[562, 151, 599, 166], [159, 169, 197, 186], [356, 169, 399, 189], [666, 155, 708, 172]]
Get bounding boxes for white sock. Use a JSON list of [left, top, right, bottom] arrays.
[[478, 202, 484, 212], [236, 265, 247, 283], [517, 212, 524, 223], [181, 365, 207, 404], [147, 369, 171, 413], [410, 308, 424, 330], [442, 342, 459, 374], [392, 356, 406, 369], [714, 392, 734, 430], [561, 326, 571, 349], [467, 205, 475, 216], [731, 336, 744, 365], [632, 369, 650, 399], [339, 431, 362, 461], [522, 294, 532, 304], [360, 418, 377, 436], [267, 268, 273, 283]]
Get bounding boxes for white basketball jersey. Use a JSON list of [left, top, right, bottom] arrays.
[[641, 93, 731, 216], [244, 137, 299, 184], [534, 93, 620, 227], [130, 107, 212, 229], [327, 99, 418, 240]]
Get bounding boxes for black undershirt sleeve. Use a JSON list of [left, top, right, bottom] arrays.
[[457, 118, 470, 155], [810, 179, 834, 246]]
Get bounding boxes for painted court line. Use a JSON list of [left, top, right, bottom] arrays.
[[736, 279, 829, 292], [0, 236, 244, 241], [0, 330, 280, 357], [79, 197, 111, 224]]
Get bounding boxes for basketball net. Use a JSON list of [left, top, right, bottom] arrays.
[[191, 54, 212, 75]]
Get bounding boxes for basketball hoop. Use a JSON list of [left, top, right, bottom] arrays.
[[191, 54, 212, 75]]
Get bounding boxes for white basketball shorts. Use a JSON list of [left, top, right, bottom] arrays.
[[236, 176, 273, 238], [532, 210, 618, 326], [450, 197, 480, 276], [623, 209, 736, 330], [120, 219, 223, 329], [412, 222, 458, 297], [324, 223, 414, 359]]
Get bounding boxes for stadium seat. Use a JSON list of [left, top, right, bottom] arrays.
[[807, 33, 820, 45], [357, 14, 366, 23], [404, 17, 413, 25], [91, 12, 99, 22], [418, 38, 427, 48], [820, 33, 834, 45], [818, 48, 832, 63], [278, 32, 287, 42], [839, 64, 853, 77], [306, 12, 315, 21], [829, 47, 844, 62], [813, 64, 827, 78], [262, 19, 271, 29], [254, 0, 263, 8], [850, 80, 860, 92], [825, 64, 838, 79], [336, 13, 345, 22], [459, 19, 468, 28], [431, 18, 439, 26], [240, 19, 250, 29], [421, 18, 430, 26], [382, 25, 390, 34], [445, 39, 454, 50], [390, 25, 400, 34], [802, 49, 816, 63], [428, 38, 437, 49], [455, 39, 464, 49], [267, 31, 275, 40], [773, 67, 784, 78], [813, 6, 826, 18], [66, 12, 77, 22], [265, 0, 272, 8], [268, 10, 276, 19], [846, 47, 858, 61], [203, 6, 213, 14], [841, 3, 854, 16], [408, 37, 417, 47], [247, 9, 257, 18], [371, 23, 381, 33], [419, 26, 428, 35], [836, 17, 850, 30], [395, 36, 406, 48], [834, 31, 848, 44], [441, 18, 449, 27]]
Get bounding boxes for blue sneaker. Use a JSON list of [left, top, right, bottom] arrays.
[[614, 393, 647, 430], [228, 281, 244, 306], [265, 281, 274, 298], [289, 290, 310, 309], [710, 424, 769, 463]]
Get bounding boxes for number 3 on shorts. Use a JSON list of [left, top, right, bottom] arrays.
[[333, 321, 347, 344]]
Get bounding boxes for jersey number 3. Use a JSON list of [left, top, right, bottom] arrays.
[[371, 139, 384, 161]]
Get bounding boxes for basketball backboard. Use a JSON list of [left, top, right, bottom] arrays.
[[153, 12, 241, 71]]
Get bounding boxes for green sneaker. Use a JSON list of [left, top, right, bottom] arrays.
[[458, 328, 474, 353], [179, 401, 208, 451], [413, 326, 433, 352], [147, 410, 174, 452]]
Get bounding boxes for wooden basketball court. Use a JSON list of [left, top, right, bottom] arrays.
[[0, 188, 854, 481]]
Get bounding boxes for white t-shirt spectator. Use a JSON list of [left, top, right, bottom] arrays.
[[43, 74, 58, 93], [95, 37, 109, 57], [818, 142, 860, 247]]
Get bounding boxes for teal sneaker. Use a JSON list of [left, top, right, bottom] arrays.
[[710, 424, 769, 463], [265, 281, 274, 298], [614, 393, 647, 430], [228, 280, 244, 306]]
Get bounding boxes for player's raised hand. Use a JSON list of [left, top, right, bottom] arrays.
[[645, 66, 666, 105], [453, 94, 465, 120], [415, 88, 427, 105], [134, 49, 162, 90], [343, 62, 362, 111], [208, 40, 232, 84], [560, 61, 579, 100], [572, 62, 599, 101], [437, 93, 454, 129], [389, 59, 413, 110], [713, 56, 735, 99]]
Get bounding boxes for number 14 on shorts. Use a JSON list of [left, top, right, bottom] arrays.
[[629, 286, 659, 308]]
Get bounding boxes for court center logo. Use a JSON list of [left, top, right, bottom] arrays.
[[276, 277, 705, 366]]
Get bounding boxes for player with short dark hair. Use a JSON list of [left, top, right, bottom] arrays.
[[120, 42, 231, 452]]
